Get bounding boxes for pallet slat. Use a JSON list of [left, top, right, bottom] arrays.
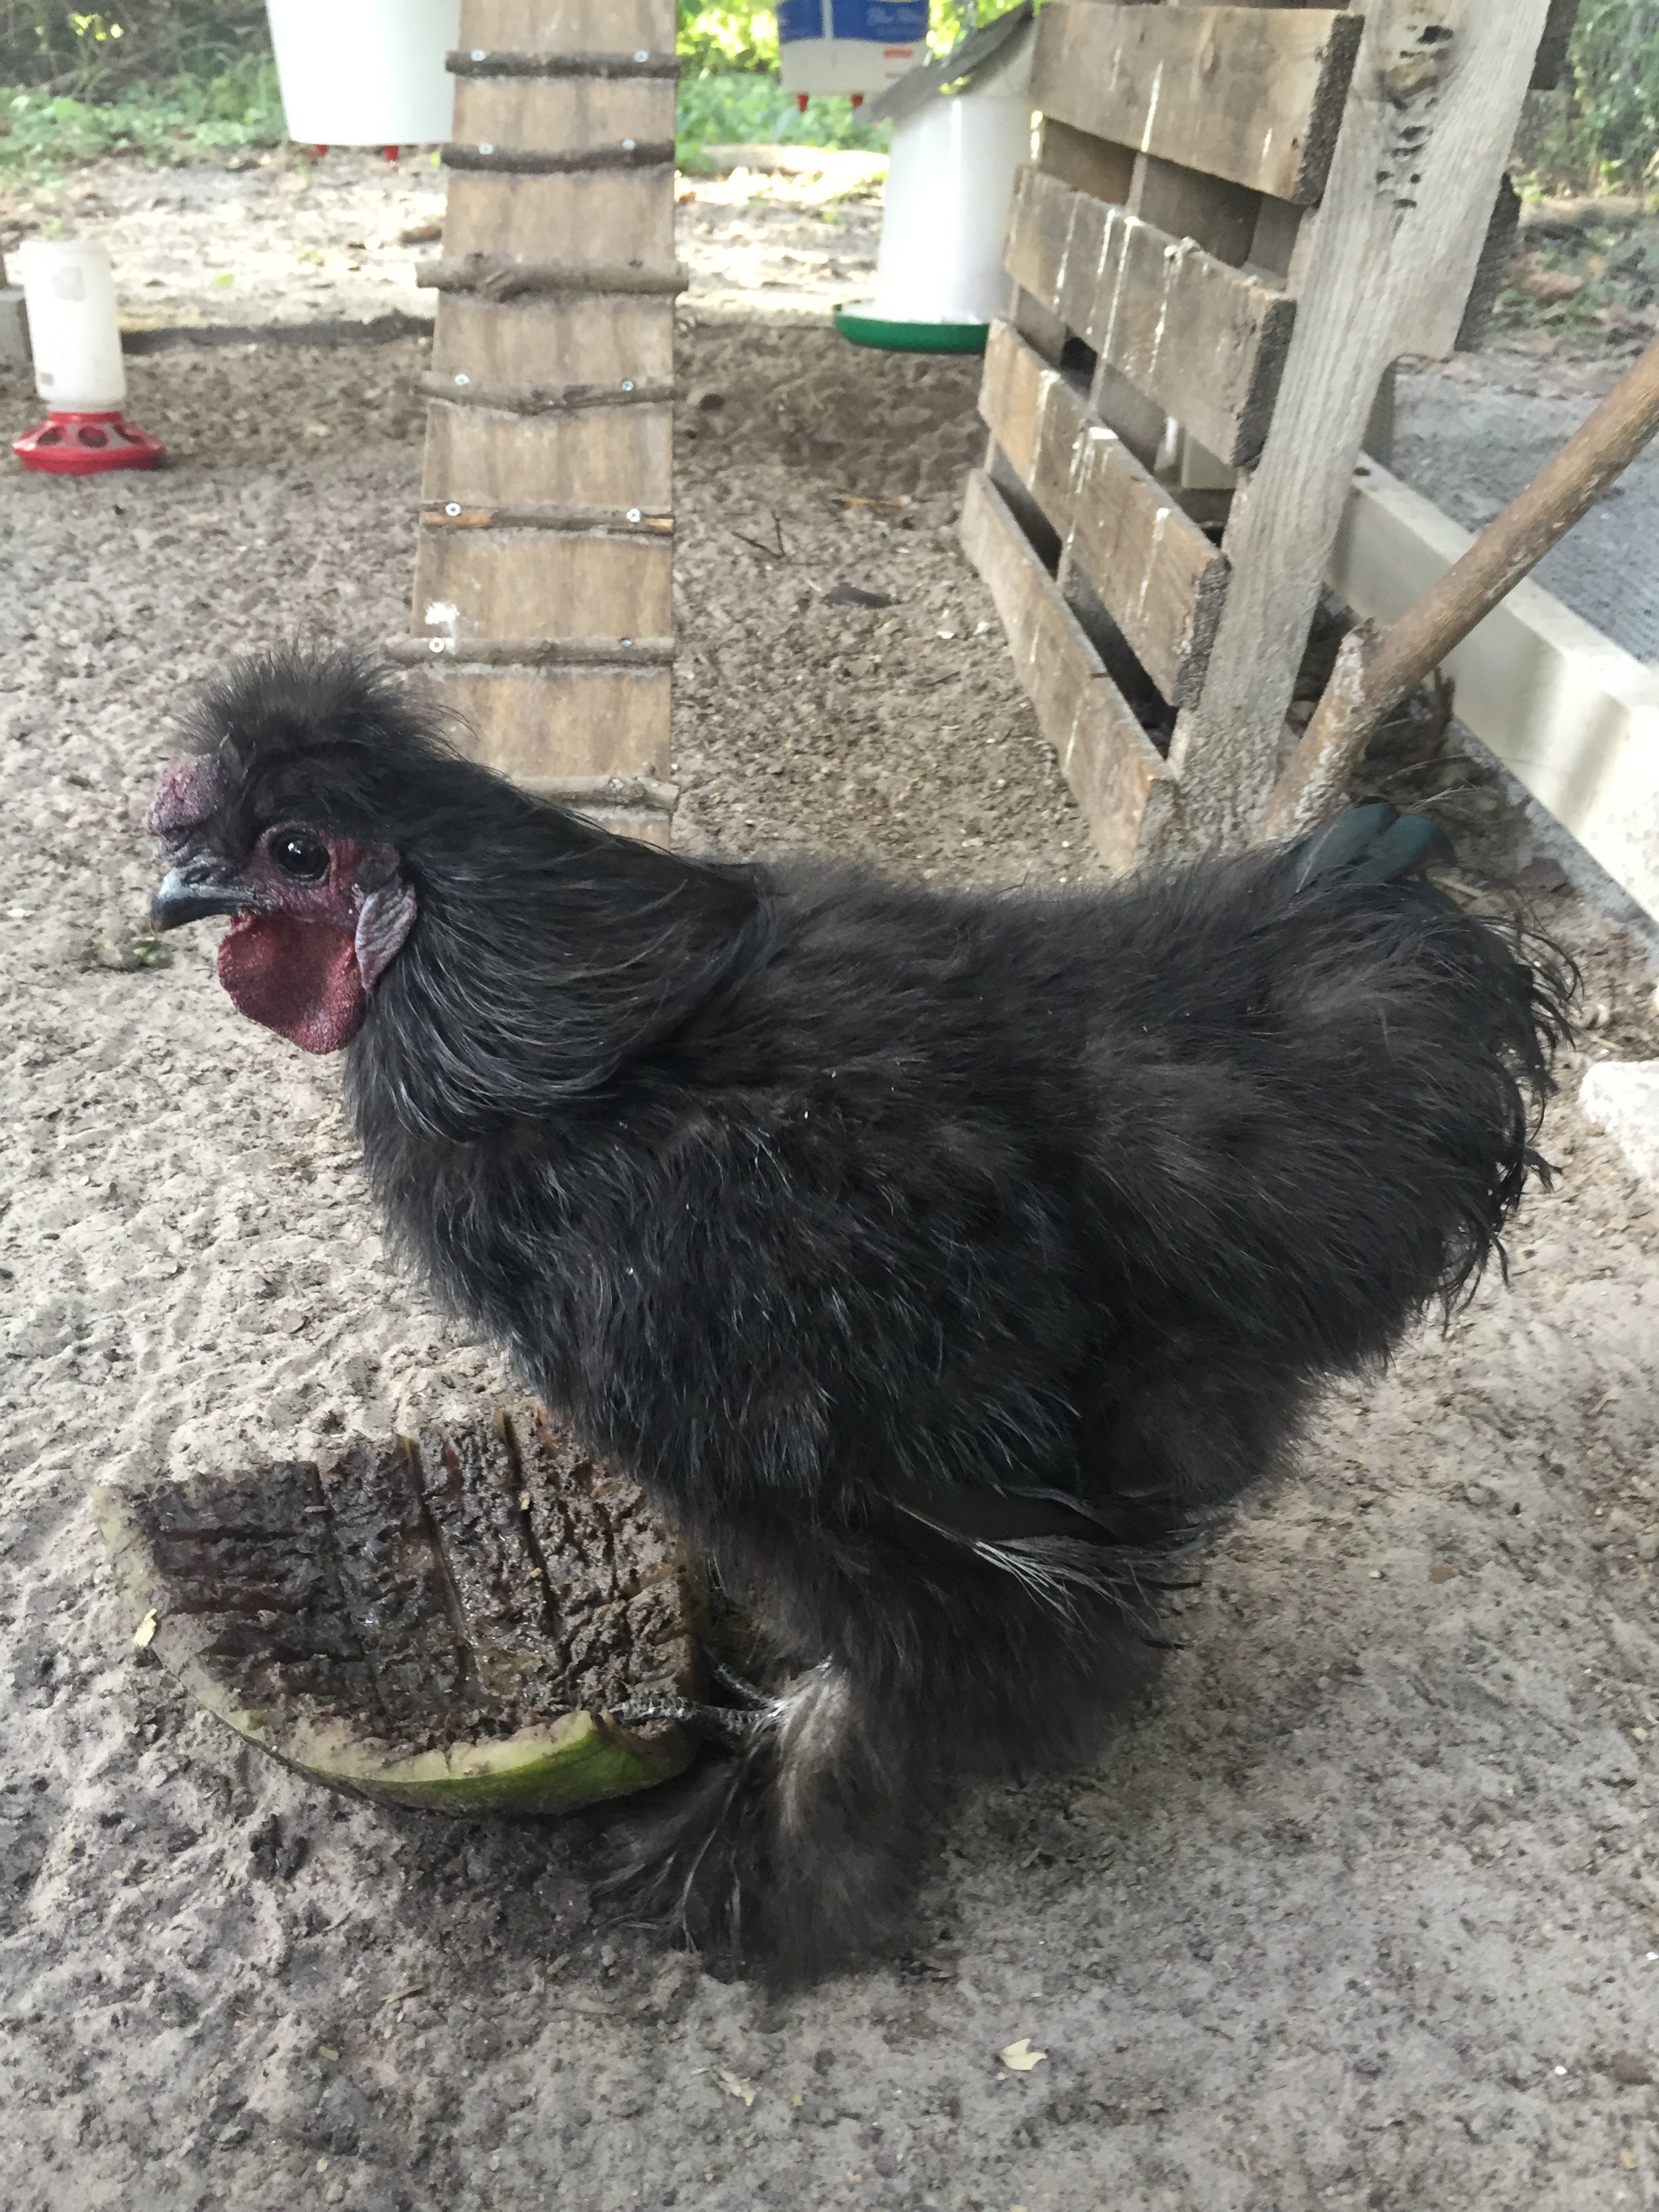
[[1004, 165, 1294, 468], [1068, 429, 1229, 713], [1031, 4, 1363, 207], [977, 318, 1085, 532], [979, 321, 1229, 708], [960, 470, 1172, 876], [1162, 0, 1555, 851]]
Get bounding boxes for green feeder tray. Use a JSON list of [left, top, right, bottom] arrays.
[[95, 1406, 702, 1816], [834, 303, 989, 354]]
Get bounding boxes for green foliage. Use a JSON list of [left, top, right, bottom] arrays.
[[0, 3, 270, 93], [678, 4, 779, 78], [926, 1, 1027, 58], [0, 51, 281, 173], [1520, 0, 1659, 196], [675, 66, 889, 164]]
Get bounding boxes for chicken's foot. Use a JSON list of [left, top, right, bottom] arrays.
[[607, 1694, 774, 1753]]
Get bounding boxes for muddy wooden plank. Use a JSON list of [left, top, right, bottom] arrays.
[[413, 527, 673, 642], [443, 168, 674, 270], [413, 1422, 565, 1709], [426, 663, 672, 781], [430, 293, 674, 395], [1031, 4, 1364, 206], [1004, 165, 1294, 466], [321, 1439, 472, 1722], [450, 73, 674, 152], [960, 467, 1172, 875], [94, 1405, 700, 1814], [421, 398, 671, 510]]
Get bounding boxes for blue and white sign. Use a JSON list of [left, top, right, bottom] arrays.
[[779, 0, 929, 98]]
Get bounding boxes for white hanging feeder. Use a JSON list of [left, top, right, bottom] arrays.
[[264, 0, 460, 150], [835, 4, 1036, 355]]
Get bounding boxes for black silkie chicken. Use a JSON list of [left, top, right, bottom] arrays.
[[148, 647, 1567, 1980]]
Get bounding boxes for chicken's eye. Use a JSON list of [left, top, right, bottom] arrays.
[[270, 828, 330, 883]]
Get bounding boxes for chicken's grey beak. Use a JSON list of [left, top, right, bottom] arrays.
[[150, 861, 255, 931]]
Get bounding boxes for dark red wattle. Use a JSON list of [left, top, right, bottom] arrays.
[[218, 913, 367, 1054]]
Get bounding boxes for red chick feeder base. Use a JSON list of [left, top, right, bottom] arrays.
[[12, 409, 167, 476]]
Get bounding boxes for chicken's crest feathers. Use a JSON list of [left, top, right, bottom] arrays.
[[176, 646, 774, 1134]]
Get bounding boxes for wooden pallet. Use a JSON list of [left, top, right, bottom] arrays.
[[963, 0, 1576, 865], [396, 0, 679, 845]]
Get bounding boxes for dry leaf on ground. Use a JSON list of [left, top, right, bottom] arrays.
[[999, 2039, 1047, 2072]]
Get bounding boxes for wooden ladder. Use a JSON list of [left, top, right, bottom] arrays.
[[390, 0, 680, 846], [962, 0, 1579, 869]]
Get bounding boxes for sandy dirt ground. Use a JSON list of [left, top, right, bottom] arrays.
[[0, 143, 884, 334], [1, 156, 1658, 2212]]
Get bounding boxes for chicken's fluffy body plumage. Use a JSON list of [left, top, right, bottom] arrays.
[[157, 649, 1570, 1979]]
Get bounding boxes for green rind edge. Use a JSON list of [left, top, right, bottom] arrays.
[[91, 1481, 693, 1816], [833, 304, 989, 354]]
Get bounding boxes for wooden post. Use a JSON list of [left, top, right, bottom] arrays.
[[404, 0, 680, 844]]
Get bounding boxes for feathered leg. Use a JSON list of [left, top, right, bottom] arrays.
[[602, 1656, 944, 1983], [598, 1509, 1185, 1982]]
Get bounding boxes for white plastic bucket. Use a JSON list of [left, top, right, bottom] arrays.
[[872, 94, 1033, 326], [265, 0, 460, 146], [17, 239, 126, 410]]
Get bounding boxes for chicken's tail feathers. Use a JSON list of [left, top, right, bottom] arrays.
[[1277, 802, 1576, 1095], [1246, 798, 1579, 1329], [1288, 801, 1455, 892]]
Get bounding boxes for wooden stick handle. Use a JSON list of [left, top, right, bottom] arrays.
[[1263, 328, 1659, 838]]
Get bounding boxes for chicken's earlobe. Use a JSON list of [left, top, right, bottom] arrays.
[[354, 878, 418, 991]]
